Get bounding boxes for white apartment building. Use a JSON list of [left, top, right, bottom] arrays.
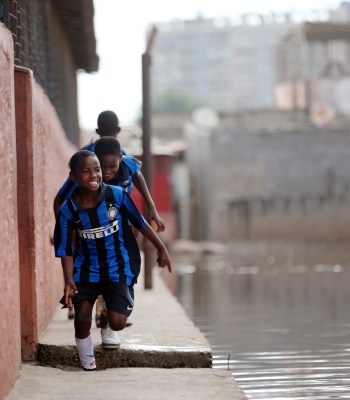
[[151, 15, 298, 113]]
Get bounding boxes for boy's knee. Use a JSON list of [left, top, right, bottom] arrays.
[[75, 313, 92, 330], [109, 315, 127, 331]]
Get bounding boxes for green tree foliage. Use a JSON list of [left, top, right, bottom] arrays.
[[152, 90, 206, 113]]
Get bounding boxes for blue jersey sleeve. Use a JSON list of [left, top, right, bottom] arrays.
[[122, 156, 142, 179], [117, 189, 147, 230], [58, 177, 77, 204], [81, 142, 95, 152], [54, 205, 74, 257]]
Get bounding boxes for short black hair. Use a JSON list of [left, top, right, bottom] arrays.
[[94, 137, 121, 159], [69, 150, 97, 173], [97, 110, 120, 134]]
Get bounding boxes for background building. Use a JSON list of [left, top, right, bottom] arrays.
[[0, 0, 98, 144], [149, 4, 350, 242], [152, 14, 299, 114], [275, 14, 350, 127]]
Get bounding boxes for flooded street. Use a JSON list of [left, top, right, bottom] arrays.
[[167, 241, 350, 400]]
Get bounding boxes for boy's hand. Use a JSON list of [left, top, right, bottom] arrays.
[[157, 248, 172, 273], [148, 208, 165, 232], [64, 280, 78, 309], [153, 215, 165, 232]]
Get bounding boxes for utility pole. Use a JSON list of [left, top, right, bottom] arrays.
[[142, 26, 157, 289]]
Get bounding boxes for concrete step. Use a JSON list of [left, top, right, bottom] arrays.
[[37, 272, 212, 369], [11, 272, 247, 400]]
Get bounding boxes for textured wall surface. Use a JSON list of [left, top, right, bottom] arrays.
[[184, 118, 350, 240], [0, 24, 21, 400], [15, 67, 76, 360], [208, 129, 350, 240]]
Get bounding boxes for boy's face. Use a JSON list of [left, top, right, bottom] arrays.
[[70, 155, 102, 191], [99, 154, 122, 182]]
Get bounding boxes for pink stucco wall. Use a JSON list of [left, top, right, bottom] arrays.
[[0, 24, 21, 400], [15, 67, 76, 360], [1, 21, 77, 397], [32, 72, 77, 334]]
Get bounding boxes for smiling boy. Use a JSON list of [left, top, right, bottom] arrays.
[[54, 150, 171, 370]]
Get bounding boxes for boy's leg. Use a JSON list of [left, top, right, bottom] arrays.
[[97, 295, 132, 328], [107, 309, 128, 331], [100, 283, 134, 349], [75, 336, 96, 371], [99, 310, 127, 349], [74, 300, 94, 338], [74, 300, 96, 370]]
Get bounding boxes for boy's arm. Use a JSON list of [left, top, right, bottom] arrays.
[[53, 177, 77, 219], [53, 192, 62, 219], [120, 189, 171, 273], [54, 207, 77, 307], [61, 256, 78, 308], [132, 172, 165, 232], [140, 224, 172, 273]]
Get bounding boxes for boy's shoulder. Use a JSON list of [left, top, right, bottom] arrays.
[[122, 155, 141, 167], [58, 198, 75, 218], [106, 183, 123, 192], [81, 141, 96, 152], [105, 183, 125, 198], [121, 156, 142, 176]]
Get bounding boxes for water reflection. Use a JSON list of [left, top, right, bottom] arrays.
[[167, 241, 350, 399]]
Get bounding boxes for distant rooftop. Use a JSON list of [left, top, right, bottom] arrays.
[[281, 21, 350, 43], [154, 8, 331, 32]]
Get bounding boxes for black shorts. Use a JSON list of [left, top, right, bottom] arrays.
[[60, 281, 135, 317]]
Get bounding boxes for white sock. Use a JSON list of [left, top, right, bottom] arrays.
[[75, 335, 96, 370]]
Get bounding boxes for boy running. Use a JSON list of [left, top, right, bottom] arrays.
[[54, 150, 171, 371]]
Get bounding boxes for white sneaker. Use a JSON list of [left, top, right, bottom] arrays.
[[101, 325, 120, 349]]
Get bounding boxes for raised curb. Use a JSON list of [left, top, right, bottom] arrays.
[[37, 344, 211, 369], [37, 271, 212, 369]]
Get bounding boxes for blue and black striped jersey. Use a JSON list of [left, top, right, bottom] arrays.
[[54, 183, 147, 285], [58, 155, 142, 204]]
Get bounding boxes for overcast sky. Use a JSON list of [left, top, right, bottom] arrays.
[[77, 0, 341, 130]]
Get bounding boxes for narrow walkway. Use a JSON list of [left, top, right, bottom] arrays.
[[7, 364, 245, 400], [38, 270, 211, 369], [7, 271, 246, 400]]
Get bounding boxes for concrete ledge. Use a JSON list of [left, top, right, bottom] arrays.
[[9, 271, 247, 399], [7, 363, 246, 400], [37, 271, 212, 369], [38, 344, 211, 369]]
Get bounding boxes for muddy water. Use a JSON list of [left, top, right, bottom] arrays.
[[168, 241, 350, 400]]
